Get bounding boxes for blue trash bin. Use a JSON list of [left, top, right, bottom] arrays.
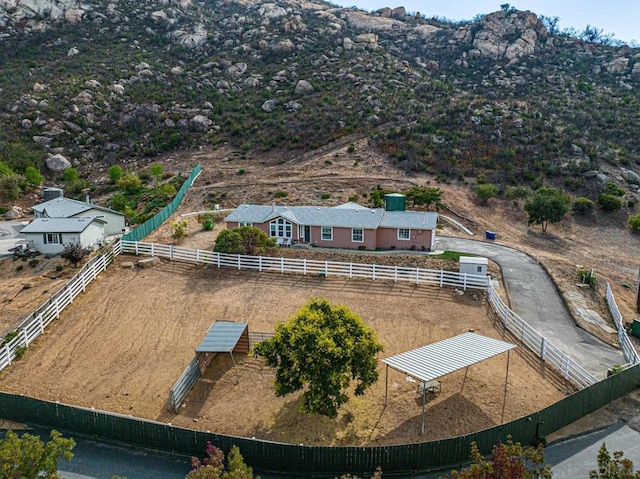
[[485, 230, 496, 240]]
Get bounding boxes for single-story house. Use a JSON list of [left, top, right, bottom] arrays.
[[224, 201, 438, 251], [32, 196, 126, 236], [20, 217, 106, 255]]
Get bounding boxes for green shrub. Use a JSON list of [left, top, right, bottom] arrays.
[[321, 193, 331, 200], [237, 168, 246, 175], [29, 259, 38, 268], [2, 331, 18, 347], [598, 194, 623, 212], [15, 265, 23, 271], [601, 181, 625, 197], [274, 191, 288, 198], [117, 174, 143, 193], [24, 166, 44, 188], [55, 264, 64, 272], [63, 168, 80, 183], [15, 345, 27, 359], [578, 268, 596, 288], [572, 197, 595, 215], [629, 213, 640, 231], [108, 165, 123, 183], [347, 143, 355, 153]]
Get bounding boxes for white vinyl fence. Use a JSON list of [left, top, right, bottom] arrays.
[[487, 283, 598, 389], [120, 240, 490, 290], [0, 242, 121, 372], [605, 283, 640, 365]]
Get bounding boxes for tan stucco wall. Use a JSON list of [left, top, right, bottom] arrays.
[[375, 227, 433, 251], [309, 226, 376, 250]]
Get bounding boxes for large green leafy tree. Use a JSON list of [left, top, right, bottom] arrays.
[[187, 443, 257, 479], [0, 429, 75, 479], [524, 187, 571, 233], [405, 186, 443, 210], [214, 226, 277, 256], [254, 298, 384, 418]]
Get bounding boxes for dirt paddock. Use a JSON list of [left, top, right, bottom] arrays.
[[0, 256, 567, 446]]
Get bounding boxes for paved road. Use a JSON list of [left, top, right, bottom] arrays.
[[438, 236, 623, 378]]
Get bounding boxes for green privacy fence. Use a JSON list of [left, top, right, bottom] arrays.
[[122, 164, 202, 242], [1, 364, 638, 477]]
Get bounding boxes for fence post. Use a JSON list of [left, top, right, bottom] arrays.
[[38, 314, 44, 335], [372, 264, 376, 281], [564, 356, 570, 379], [394, 266, 398, 282], [540, 337, 546, 361], [196, 249, 200, 265], [238, 255, 241, 270], [324, 260, 328, 277], [281, 258, 284, 273], [463, 273, 467, 291], [416, 268, 420, 284], [259, 256, 262, 272], [304, 259, 307, 275], [21, 329, 28, 347], [81, 271, 86, 292], [217, 252, 220, 268], [4, 344, 10, 365], [349, 263, 352, 279], [503, 307, 508, 328], [135, 241, 139, 255], [170, 245, 174, 261], [151, 243, 155, 257], [55, 299, 60, 319], [439, 270, 443, 287]]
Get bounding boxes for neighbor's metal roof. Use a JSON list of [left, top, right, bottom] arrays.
[[32, 197, 124, 218], [196, 321, 248, 353], [21, 216, 106, 234], [382, 332, 515, 384], [225, 204, 438, 230]]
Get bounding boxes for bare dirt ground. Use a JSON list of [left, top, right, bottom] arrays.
[[2, 137, 640, 444], [0, 257, 567, 446]]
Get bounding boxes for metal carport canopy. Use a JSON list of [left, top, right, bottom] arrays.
[[196, 321, 248, 353], [382, 332, 516, 384]]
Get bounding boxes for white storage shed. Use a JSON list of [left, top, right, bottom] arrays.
[[459, 256, 488, 276]]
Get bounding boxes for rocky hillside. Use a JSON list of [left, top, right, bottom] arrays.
[[1, 0, 640, 202]]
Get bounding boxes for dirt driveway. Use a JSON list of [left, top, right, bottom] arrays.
[[0, 256, 567, 446]]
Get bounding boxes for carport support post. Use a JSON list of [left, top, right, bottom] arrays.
[[502, 350, 511, 423], [421, 381, 426, 435], [230, 351, 239, 384], [384, 364, 389, 406]]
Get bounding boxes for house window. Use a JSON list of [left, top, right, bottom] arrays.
[[44, 233, 62, 245], [477, 266, 483, 273], [269, 218, 292, 238], [397, 228, 411, 240], [352, 228, 363, 243], [238, 222, 253, 227], [321, 226, 333, 241]]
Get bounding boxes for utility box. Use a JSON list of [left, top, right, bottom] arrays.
[[459, 256, 488, 276]]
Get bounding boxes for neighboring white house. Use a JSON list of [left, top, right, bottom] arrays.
[[20, 217, 106, 255], [459, 256, 488, 276], [31, 197, 126, 235]]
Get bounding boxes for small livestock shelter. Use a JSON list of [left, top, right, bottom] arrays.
[[459, 256, 488, 276], [168, 321, 249, 412], [382, 332, 516, 434], [20, 216, 106, 255], [196, 321, 250, 377]]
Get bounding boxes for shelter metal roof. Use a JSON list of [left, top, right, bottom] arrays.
[[196, 321, 248, 353], [459, 256, 488, 265], [382, 332, 515, 384]]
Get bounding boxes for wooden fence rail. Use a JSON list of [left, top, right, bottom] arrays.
[[487, 283, 598, 389], [605, 283, 640, 365], [121, 240, 490, 290]]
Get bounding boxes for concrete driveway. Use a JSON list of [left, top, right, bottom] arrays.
[[0, 219, 30, 257], [438, 236, 623, 378]]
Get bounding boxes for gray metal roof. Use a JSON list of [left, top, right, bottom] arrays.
[[196, 321, 248, 353], [379, 211, 438, 229], [382, 332, 516, 384], [32, 197, 124, 218], [225, 204, 438, 230], [21, 216, 106, 234]]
